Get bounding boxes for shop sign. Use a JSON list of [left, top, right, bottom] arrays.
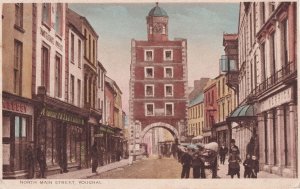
[[259, 87, 293, 112], [40, 28, 54, 44], [3, 99, 27, 113], [41, 108, 84, 125]]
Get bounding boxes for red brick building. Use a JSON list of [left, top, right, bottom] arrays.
[[129, 3, 188, 147], [203, 79, 218, 143]]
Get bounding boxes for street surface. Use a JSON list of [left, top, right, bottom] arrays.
[[90, 156, 280, 179]]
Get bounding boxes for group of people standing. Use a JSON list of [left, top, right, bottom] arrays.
[[177, 138, 259, 179], [225, 139, 259, 179], [24, 144, 47, 179]]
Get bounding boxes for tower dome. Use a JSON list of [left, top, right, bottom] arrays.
[[148, 2, 168, 17]]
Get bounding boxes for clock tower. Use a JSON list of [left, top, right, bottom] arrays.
[[147, 2, 168, 42]]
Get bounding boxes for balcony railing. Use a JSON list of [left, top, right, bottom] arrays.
[[250, 61, 296, 97]]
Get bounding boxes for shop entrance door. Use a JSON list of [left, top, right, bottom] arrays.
[[56, 123, 67, 172]]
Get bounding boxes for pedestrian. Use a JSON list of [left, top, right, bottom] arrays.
[[192, 151, 202, 178], [219, 143, 228, 165], [25, 144, 34, 179], [246, 137, 255, 157], [227, 139, 239, 175], [91, 142, 99, 173], [171, 143, 177, 159], [180, 148, 192, 178], [250, 155, 259, 178], [36, 145, 47, 178], [228, 147, 241, 178], [243, 154, 252, 178]]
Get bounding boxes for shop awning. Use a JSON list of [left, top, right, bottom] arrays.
[[227, 104, 256, 122]]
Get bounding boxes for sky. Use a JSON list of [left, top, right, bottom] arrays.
[[69, 3, 240, 114]]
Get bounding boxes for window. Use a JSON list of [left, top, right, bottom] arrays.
[[145, 103, 154, 116], [144, 50, 154, 61], [165, 103, 174, 116], [93, 40, 95, 63], [89, 34, 91, 60], [164, 49, 173, 61], [77, 79, 81, 106], [41, 45, 50, 92], [42, 3, 51, 26], [78, 40, 81, 68], [71, 33, 74, 63], [270, 32, 276, 80], [261, 3, 265, 25], [145, 67, 154, 78], [250, 12, 253, 46], [281, 19, 288, 66], [222, 78, 225, 95], [84, 29, 87, 57], [260, 43, 266, 82], [164, 67, 173, 78], [55, 3, 63, 36], [15, 3, 23, 28], [101, 72, 104, 91], [70, 75, 75, 104], [145, 85, 154, 97], [269, 2, 275, 14], [55, 54, 62, 97], [14, 40, 22, 95], [164, 84, 173, 97], [98, 68, 101, 88], [162, 25, 166, 34]]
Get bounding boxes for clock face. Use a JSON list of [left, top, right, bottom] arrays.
[[153, 24, 163, 33]]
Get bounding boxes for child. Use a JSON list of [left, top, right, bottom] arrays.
[[250, 155, 259, 178], [228, 148, 241, 178], [243, 154, 252, 178]]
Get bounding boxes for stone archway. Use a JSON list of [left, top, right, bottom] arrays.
[[140, 122, 179, 141]]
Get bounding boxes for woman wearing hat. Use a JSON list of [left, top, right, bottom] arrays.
[[228, 147, 241, 178]]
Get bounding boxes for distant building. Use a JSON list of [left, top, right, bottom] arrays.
[[188, 93, 204, 137]]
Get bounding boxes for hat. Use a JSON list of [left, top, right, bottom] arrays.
[[230, 139, 236, 143]]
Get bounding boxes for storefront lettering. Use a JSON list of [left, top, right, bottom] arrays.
[[40, 28, 54, 44], [2, 99, 27, 113], [55, 41, 63, 51], [41, 108, 84, 125], [259, 87, 293, 112]]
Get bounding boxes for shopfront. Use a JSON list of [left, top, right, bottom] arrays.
[[215, 122, 229, 147], [35, 100, 88, 175], [2, 94, 34, 179]]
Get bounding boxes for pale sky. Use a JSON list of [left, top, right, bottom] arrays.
[[69, 3, 239, 114]]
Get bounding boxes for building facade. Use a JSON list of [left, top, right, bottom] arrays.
[[227, 2, 297, 177], [187, 93, 204, 138], [129, 3, 188, 152], [2, 3, 35, 179], [203, 79, 218, 143]]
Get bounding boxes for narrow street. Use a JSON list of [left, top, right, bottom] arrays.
[[90, 156, 281, 179]]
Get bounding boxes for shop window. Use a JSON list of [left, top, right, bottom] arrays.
[[144, 50, 154, 61], [145, 67, 154, 78], [145, 85, 154, 97], [165, 103, 174, 116], [42, 3, 51, 27], [14, 40, 22, 95], [15, 3, 23, 28], [164, 67, 173, 78], [164, 84, 173, 97], [145, 103, 154, 116], [164, 49, 173, 61]]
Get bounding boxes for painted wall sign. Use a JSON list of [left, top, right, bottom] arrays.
[[41, 108, 84, 125], [40, 27, 54, 44], [259, 87, 293, 113], [2, 99, 27, 113]]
